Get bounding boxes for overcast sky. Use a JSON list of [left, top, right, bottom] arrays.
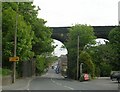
[[33, 0, 120, 27], [52, 39, 67, 57]]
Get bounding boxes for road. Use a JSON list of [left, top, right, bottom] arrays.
[[28, 67, 119, 91]]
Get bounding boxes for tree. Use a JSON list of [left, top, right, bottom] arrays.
[[108, 27, 120, 70], [2, 2, 54, 76], [2, 5, 34, 74], [17, 3, 54, 55], [36, 55, 45, 75], [66, 24, 96, 79], [86, 45, 112, 77]]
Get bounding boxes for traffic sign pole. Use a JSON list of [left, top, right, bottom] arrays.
[[12, 3, 18, 83]]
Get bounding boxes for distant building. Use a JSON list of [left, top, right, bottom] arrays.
[[58, 55, 68, 77], [118, 1, 120, 25]]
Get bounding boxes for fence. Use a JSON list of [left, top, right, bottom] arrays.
[[22, 58, 36, 77]]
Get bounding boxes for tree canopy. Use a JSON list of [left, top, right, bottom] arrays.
[[2, 2, 54, 76], [108, 27, 120, 70], [66, 24, 96, 79]]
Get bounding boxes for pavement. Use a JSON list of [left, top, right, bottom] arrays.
[[2, 76, 35, 91]]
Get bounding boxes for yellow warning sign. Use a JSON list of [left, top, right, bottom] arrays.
[[9, 57, 19, 62]]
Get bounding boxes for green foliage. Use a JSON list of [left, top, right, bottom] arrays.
[[66, 24, 96, 79], [67, 24, 96, 51], [2, 5, 34, 66], [2, 2, 54, 76], [109, 27, 120, 45], [80, 51, 95, 77], [79, 74, 84, 82], [94, 66, 100, 77], [100, 62, 112, 77], [0, 68, 12, 76], [32, 21, 54, 55], [108, 27, 120, 70], [86, 45, 112, 77], [17, 3, 54, 55], [36, 55, 45, 75], [66, 26, 119, 78]]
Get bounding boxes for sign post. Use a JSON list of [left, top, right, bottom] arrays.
[[12, 2, 19, 83]]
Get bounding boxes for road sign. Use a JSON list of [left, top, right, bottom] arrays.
[[9, 57, 19, 62]]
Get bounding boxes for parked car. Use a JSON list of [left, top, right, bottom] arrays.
[[55, 67, 60, 74], [110, 71, 120, 83]]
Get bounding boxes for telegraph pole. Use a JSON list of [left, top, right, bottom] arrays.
[[77, 35, 79, 80], [13, 3, 18, 83]]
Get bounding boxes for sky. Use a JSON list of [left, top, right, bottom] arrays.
[[33, 0, 120, 57], [52, 39, 68, 57], [33, 0, 120, 27]]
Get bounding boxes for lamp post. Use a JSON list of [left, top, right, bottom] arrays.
[[80, 63, 83, 75]]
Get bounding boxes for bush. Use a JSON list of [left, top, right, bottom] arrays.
[[36, 55, 45, 75], [79, 74, 84, 82], [100, 62, 112, 77], [80, 51, 95, 78], [0, 68, 12, 76]]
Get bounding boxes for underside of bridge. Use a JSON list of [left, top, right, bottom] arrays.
[[51, 26, 117, 43]]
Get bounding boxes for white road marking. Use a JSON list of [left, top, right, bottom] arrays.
[[51, 78, 55, 83], [64, 85, 74, 90], [51, 78, 74, 90]]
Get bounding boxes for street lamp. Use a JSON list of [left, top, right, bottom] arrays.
[[80, 63, 83, 75]]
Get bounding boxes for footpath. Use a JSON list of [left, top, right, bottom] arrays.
[[1, 76, 35, 91]]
